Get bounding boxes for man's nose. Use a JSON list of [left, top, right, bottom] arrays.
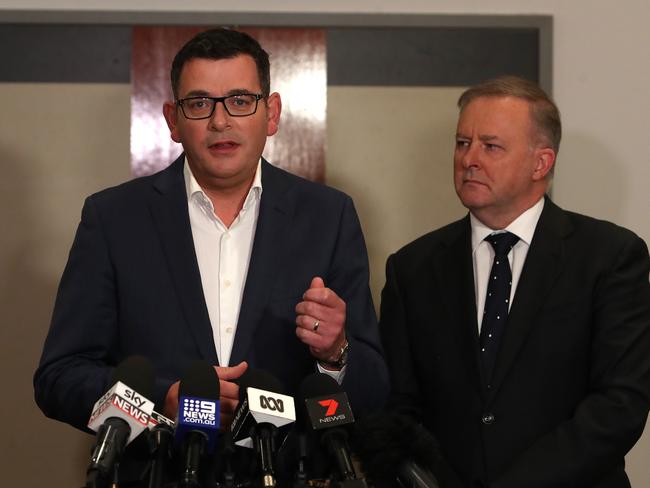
[[208, 101, 231, 131], [460, 142, 480, 168]]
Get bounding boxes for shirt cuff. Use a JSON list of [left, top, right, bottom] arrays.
[[316, 362, 346, 383]]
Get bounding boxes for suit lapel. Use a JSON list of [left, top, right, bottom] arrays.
[[434, 217, 484, 391], [149, 155, 218, 362], [488, 198, 573, 400], [229, 161, 293, 365]]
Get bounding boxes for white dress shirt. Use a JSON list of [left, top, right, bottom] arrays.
[[184, 159, 261, 367], [184, 159, 344, 381], [471, 198, 545, 331]]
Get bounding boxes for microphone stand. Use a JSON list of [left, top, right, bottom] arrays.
[[148, 424, 173, 488]]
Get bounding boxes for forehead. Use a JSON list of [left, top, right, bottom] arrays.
[[177, 54, 261, 96], [457, 96, 532, 136]]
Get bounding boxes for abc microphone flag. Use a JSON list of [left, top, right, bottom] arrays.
[[231, 369, 296, 448]]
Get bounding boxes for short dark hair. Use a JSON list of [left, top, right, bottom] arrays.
[[458, 75, 562, 154], [170, 28, 271, 99]]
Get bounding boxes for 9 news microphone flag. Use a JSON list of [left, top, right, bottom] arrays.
[[174, 360, 221, 488]]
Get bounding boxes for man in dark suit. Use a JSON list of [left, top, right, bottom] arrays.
[[380, 76, 650, 487], [34, 28, 387, 440]]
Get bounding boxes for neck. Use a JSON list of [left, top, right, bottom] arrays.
[[472, 194, 545, 230]]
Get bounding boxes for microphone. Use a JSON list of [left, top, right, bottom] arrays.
[[231, 369, 296, 487], [299, 373, 367, 488], [174, 360, 221, 488], [86, 356, 155, 488], [354, 412, 460, 488], [147, 411, 174, 488]]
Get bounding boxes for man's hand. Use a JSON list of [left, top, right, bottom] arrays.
[[295, 277, 347, 365], [215, 361, 248, 430], [161, 361, 248, 430], [162, 380, 180, 420]]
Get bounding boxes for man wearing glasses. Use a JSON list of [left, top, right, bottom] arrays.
[[35, 28, 387, 447]]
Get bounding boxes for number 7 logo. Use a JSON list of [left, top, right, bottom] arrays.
[[318, 399, 339, 416]]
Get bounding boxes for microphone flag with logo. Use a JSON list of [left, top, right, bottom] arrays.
[[231, 368, 296, 448], [230, 368, 296, 487], [174, 360, 221, 488], [299, 373, 365, 486], [86, 355, 155, 487]]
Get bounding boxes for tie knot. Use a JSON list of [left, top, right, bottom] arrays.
[[486, 232, 519, 257]]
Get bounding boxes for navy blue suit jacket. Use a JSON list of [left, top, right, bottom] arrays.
[[35, 156, 388, 430], [380, 198, 650, 487]]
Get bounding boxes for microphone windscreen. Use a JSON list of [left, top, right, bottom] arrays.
[[178, 360, 220, 399], [110, 355, 154, 399], [237, 368, 284, 401], [299, 372, 341, 399], [354, 412, 442, 484]]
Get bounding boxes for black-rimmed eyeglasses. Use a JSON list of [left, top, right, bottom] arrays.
[[176, 94, 264, 119]]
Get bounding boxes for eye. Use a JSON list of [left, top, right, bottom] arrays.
[[187, 98, 209, 109], [484, 143, 502, 151], [456, 139, 470, 148], [228, 95, 254, 107]]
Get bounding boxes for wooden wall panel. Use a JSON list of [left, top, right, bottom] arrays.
[[131, 26, 326, 182]]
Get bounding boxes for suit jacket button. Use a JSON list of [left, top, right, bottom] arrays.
[[482, 413, 495, 425]]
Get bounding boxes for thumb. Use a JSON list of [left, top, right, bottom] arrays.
[[217, 361, 248, 381], [310, 276, 325, 289]]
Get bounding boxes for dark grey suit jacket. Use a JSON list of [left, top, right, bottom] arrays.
[[380, 197, 650, 487], [35, 155, 388, 431]]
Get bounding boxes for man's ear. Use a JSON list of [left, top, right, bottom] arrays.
[[532, 147, 556, 181], [162, 101, 182, 143], [265, 92, 282, 137]]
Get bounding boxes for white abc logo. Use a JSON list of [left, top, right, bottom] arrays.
[[259, 395, 284, 413]]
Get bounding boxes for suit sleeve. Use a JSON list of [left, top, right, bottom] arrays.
[[331, 196, 389, 416], [33, 196, 120, 431], [493, 233, 650, 487]]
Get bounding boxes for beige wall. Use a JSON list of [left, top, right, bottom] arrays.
[[0, 83, 131, 486], [326, 86, 467, 304], [1, 1, 649, 486]]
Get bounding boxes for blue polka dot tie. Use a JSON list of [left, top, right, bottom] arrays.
[[480, 231, 520, 387]]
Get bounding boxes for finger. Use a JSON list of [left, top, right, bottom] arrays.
[[220, 413, 235, 431], [220, 379, 240, 400], [295, 299, 328, 319], [215, 361, 248, 381], [162, 381, 180, 419], [295, 326, 329, 350], [310, 276, 325, 289], [220, 397, 239, 414], [303, 286, 345, 309], [295, 309, 324, 331]]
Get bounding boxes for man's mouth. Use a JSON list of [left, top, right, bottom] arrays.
[[209, 141, 240, 151]]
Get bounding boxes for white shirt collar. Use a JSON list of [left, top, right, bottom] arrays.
[[470, 197, 545, 252], [183, 157, 263, 214]]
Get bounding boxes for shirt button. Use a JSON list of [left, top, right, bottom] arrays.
[[225, 327, 233, 334], [482, 413, 495, 425], [224, 279, 231, 288]]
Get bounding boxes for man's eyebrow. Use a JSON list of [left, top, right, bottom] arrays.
[[182, 88, 256, 98], [479, 135, 500, 142], [182, 89, 210, 98]]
